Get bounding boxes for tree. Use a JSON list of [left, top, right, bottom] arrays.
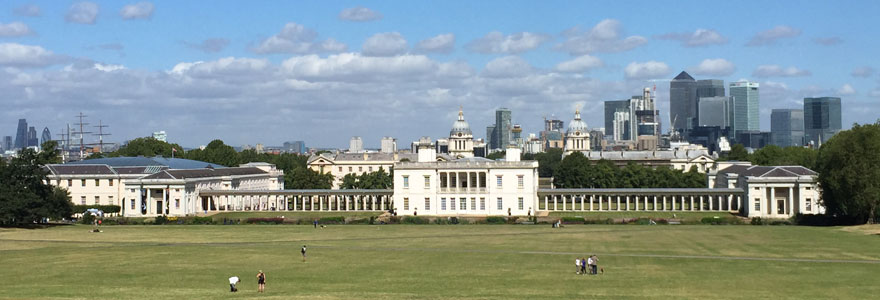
[[285, 168, 334, 189], [340, 168, 393, 189], [722, 144, 750, 161], [486, 151, 506, 160], [97, 137, 184, 158], [553, 152, 592, 188], [0, 148, 73, 225], [815, 122, 880, 224], [750, 145, 818, 170], [525, 148, 563, 178], [189, 140, 240, 167], [37, 141, 62, 164]]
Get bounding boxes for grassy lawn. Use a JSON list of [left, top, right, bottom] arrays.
[[1, 224, 879, 299]]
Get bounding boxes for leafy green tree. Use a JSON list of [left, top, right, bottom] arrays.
[[186, 140, 239, 167], [485, 151, 506, 160], [0, 148, 73, 225], [722, 144, 750, 161], [523, 148, 563, 177], [37, 141, 62, 164], [750, 145, 818, 169], [553, 152, 591, 188], [97, 137, 184, 158], [340, 168, 393, 189], [285, 168, 334, 189], [816, 122, 880, 224]]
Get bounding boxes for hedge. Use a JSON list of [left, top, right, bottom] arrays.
[[485, 216, 506, 224], [402, 216, 429, 224], [246, 217, 284, 224], [73, 205, 121, 214], [318, 216, 346, 224]]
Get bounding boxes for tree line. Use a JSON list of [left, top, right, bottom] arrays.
[[552, 152, 705, 189], [0, 141, 73, 225]]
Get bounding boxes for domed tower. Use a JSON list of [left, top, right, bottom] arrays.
[[564, 108, 590, 155], [449, 107, 474, 158]]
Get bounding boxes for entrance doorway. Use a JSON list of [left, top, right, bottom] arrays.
[[156, 200, 163, 215]]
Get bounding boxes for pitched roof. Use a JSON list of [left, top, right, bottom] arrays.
[[673, 71, 694, 81], [45, 164, 116, 175], [68, 156, 224, 169], [719, 165, 817, 178], [141, 167, 267, 180]]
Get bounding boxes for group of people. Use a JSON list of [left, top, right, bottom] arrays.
[[227, 245, 308, 293], [574, 255, 601, 275]]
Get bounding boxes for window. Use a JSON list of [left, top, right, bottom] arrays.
[[517, 175, 524, 188], [403, 198, 409, 210], [470, 198, 476, 210], [81, 196, 86, 205], [108, 196, 114, 205], [68, 179, 73, 186], [497, 197, 503, 210], [424, 176, 431, 188], [518, 197, 524, 210], [805, 187, 811, 190], [109, 179, 114, 186], [425, 198, 430, 210], [480, 198, 486, 210], [450, 198, 456, 210], [175, 189, 180, 192], [754, 187, 759, 190], [81, 179, 86, 187], [359, 167, 363, 172], [441, 198, 446, 210], [349, 167, 353, 172], [94, 196, 100, 205], [754, 198, 760, 211], [175, 199, 180, 209], [806, 198, 812, 212], [460, 198, 467, 210], [95, 179, 100, 187], [338, 167, 343, 172], [131, 199, 135, 209], [369, 166, 373, 172], [403, 176, 409, 188], [496, 175, 503, 188]]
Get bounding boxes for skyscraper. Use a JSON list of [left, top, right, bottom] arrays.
[[380, 137, 397, 153], [3, 136, 12, 151], [770, 109, 805, 147], [633, 87, 660, 150], [604, 99, 630, 139], [803, 97, 842, 146], [729, 81, 760, 139], [696, 80, 725, 98], [485, 125, 496, 149], [349, 136, 363, 153], [669, 71, 697, 134], [27, 126, 38, 147], [41, 127, 52, 146], [697, 96, 730, 128], [14, 119, 27, 149], [494, 108, 512, 149]]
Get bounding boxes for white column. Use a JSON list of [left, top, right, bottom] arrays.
[[617, 196, 621, 211], [581, 195, 585, 211], [653, 196, 657, 211], [769, 187, 776, 217], [553, 195, 558, 211], [662, 196, 667, 211], [788, 186, 794, 216], [690, 196, 694, 211], [589, 195, 594, 211], [598, 195, 603, 211], [562, 195, 567, 211], [543, 195, 548, 211], [146, 189, 152, 215], [708, 195, 713, 210], [625, 195, 630, 211]]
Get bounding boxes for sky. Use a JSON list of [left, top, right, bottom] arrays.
[[1, 0, 879, 149]]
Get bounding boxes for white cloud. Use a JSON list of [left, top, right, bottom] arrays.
[[746, 25, 801, 46], [362, 32, 408, 57], [14, 4, 41, 17], [338, 7, 382, 22], [688, 58, 736, 76], [466, 31, 549, 54], [281, 53, 438, 80], [813, 37, 842, 46], [169, 57, 270, 77], [554, 55, 603, 73], [94, 63, 125, 72], [0, 43, 63, 67], [752, 65, 811, 77], [657, 29, 727, 47], [483, 56, 533, 78], [120, 2, 154, 20], [851, 66, 875, 78], [252, 23, 346, 54], [0, 22, 35, 37], [183, 38, 229, 53], [837, 84, 856, 95], [415, 34, 455, 54], [624, 61, 670, 80], [556, 19, 647, 55], [66, 2, 99, 24]]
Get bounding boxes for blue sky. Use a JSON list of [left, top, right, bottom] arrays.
[[2, 1, 878, 148]]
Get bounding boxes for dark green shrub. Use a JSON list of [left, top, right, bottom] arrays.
[[402, 216, 429, 224], [634, 218, 652, 225], [792, 214, 836, 226], [347, 218, 370, 225], [770, 220, 791, 226], [387, 216, 400, 224], [561, 217, 585, 224], [318, 216, 345, 224], [153, 215, 168, 225], [79, 213, 96, 224], [448, 217, 459, 224], [245, 217, 284, 224], [433, 218, 449, 225], [486, 216, 506, 224], [750, 217, 767, 225]]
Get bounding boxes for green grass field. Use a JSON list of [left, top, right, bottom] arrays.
[[1, 224, 879, 299]]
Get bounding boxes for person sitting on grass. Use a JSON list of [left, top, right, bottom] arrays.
[[229, 276, 240, 292]]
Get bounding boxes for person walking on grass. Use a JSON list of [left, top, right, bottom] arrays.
[[591, 255, 599, 275], [256, 270, 266, 293], [575, 257, 582, 274], [586, 255, 594, 275], [301, 245, 307, 262], [580, 257, 588, 275], [228, 276, 240, 292]]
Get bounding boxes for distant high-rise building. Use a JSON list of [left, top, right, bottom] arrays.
[[493, 108, 512, 149], [3, 136, 12, 151], [771, 109, 805, 147], [612, 111, 631, 141], [152, 131, 167, 142], [736, 131, 772, 149], [803, 97, 842, 146], [604, 99, 630, 139], [27, 126, 38, 147], [669, 71, 697, 134], [380, 137, 397, 153], [729, 81, 760, 139], [283, 141, 307, 154], [633, 87, 660, 150], [544, 117, 564, 132], [697, 96, 730, 128], [41, 127, 51, 146], [14, 119, 27, 149], [695, 79, 725, 128], [349, 136, 363, 153], [485, 125, 496, 149]]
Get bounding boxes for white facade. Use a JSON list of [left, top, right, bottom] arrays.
[[393, 154, 539, 216], [709, 164, 823, 218], [448, 108, 475, 158], [564, 109, 590, 155]]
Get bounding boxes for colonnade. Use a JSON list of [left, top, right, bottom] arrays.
[[536, 189, 743, 212], [198, 190, 394, 212]]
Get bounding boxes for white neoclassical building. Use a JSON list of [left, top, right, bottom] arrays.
[[709, 163, 823, 218], [448, 107, 475, 159], [564, 109, 590, 155]]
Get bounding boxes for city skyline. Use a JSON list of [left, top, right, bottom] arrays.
[[2, 1, 878, 149]]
